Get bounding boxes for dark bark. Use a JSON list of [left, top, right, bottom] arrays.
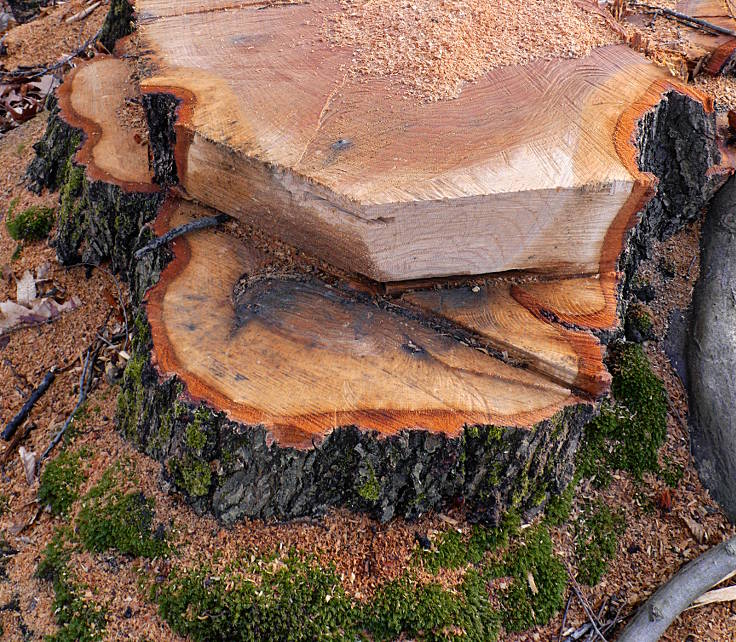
[[620, 91, 723, 297], [142, 93, 180, 187], [99, 0, 134, 53], [116, 307, 593, 524], [689, 175, 736, 522], [26, 95, 164, 277]]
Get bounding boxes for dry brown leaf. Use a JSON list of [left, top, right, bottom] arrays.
[[18, 446, 36, 485], [683, 515, 708, 545], [527, 570, 539, 595]]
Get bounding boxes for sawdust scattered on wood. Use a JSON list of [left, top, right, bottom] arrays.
[[324, 0, 622, 100]]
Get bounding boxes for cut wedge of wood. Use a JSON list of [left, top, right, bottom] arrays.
[[133, 0, 718, 284]]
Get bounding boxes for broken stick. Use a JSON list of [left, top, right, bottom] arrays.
[[133, 213, 229, 260], [629, 3, 736, 37], [618, 535, 736, 641], [1, 368, 56, 441]]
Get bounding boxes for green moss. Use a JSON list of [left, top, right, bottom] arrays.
[[416, 512, 520, 574], [577, 342, 667, 485], [36, 528, 73, 583], [574, 501, 625, 586], [6, 204, 54, 241], [544, 480, 576, 526], [0, 493, 8, 517], [36, 528, 106, 642], [76, 469, 168, 558], [117, 353, 147, 441], [357, 463, 380, 502], [185, 409, 209, 453], [491, 526, 567, 632], [38, 448, 88, 516], [661, 456, 684, 488], [156, 552, 359, 641], [155, 551, 499, 642], [366, 570, 499, 641], [170, 455, 212, 498]]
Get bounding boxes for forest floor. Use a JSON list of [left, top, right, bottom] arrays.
[[2, 1, 736, 641]]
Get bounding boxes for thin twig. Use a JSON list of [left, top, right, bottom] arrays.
[[629, 2, 736, 37], [566, 564, 607, 642], [133, 214, 229, 260], [2, 368, 56, 441], [38, 344, 98, 463], [1, 26, 103, 81], [67, 262, 130, 353], [558, 593, 573, 642]]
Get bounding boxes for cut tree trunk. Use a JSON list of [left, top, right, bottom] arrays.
[[26, 2, 734, 523], [133, 0, 730, 283]]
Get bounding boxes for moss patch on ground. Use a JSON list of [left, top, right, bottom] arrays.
[[36, 529, 107, 642], [155, 550, 500, 642], [577, 341, 668, 486], [76, 468, 169, 558], [38, 448, 89, 516], [574, 501, 626, 586], [490, 526, 567, 632], [5, 199, 54, 242]]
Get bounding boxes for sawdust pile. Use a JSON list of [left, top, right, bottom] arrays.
[[326, 0, 622, 100]]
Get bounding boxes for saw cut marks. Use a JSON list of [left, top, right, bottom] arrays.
[[57, 55, 155, 191], [135, 0, 712, 283], [146, 199, 579, 449]]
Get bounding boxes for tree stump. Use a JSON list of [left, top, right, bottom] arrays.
[[30, 0, 733, 523]]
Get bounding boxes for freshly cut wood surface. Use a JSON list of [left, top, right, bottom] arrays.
[[675, 0, 736, 74], [57, 56, 155, 191], [134, 0, 709, 283], [146, 199, 579, 449], [403, 280, 610, 397]]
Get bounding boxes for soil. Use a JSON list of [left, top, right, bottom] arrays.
[[2, 5, 736, 642]]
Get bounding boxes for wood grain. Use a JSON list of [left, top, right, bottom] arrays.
[[403, 280, 610, 397], [133, 0, 716, 284], [147, 199, 579, 449], [57, 56, 156, 192]]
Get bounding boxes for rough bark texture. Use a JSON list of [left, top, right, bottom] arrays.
[[99, 0, 134, 54], [117, 305, 593, 524], [689, 175, 736, 522], [618, 535, 736, 642], [26, 97, 81, 194], [142, 93, 180, 187], [619, 91, 723, 295], [6, 0, 53, 23], [26, 98, 163, 276]]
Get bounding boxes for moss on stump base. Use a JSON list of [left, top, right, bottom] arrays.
[[118, 310, 593, 524]]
